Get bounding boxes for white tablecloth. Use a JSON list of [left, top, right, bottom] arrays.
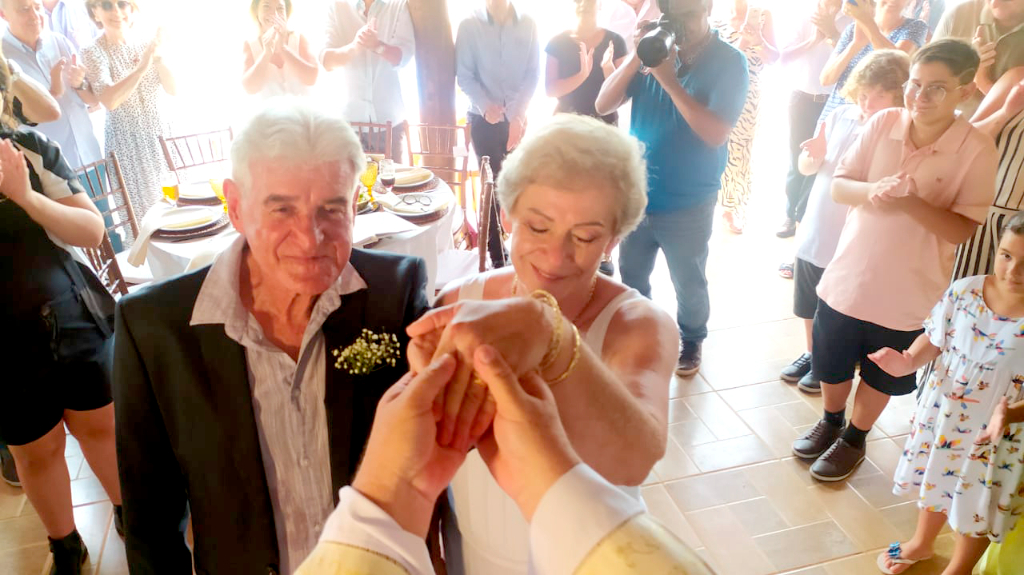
[[145, 181, 458, 295]]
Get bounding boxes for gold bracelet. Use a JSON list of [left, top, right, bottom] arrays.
[[549, 323, 581, 387], [530, 289, 563, 371]]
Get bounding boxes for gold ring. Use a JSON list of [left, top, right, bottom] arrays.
[[471, 374, 486, 387]]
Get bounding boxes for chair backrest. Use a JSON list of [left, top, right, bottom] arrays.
[[350, 121, 394, 160], [76, 152, 138, 253], [83, 233, 128, 297], [478, 157, 495, 273], [159, 128, 233, 183], [405, 123, 472, 200]]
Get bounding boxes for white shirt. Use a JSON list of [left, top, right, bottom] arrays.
[[795, 104, 864, 268], [323, 0, 415, 125], [317, 464, 645, 575], [777, 0, 852, 96], [190, 235, 368, 574]]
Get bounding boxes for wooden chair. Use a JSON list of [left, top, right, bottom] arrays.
[[350, 121, 394, 159], [477, 156, 496, 273], [76, 152, 152, 285], [404, 123, 473, 207], [83, 234, 129, 297], [159, 127, 233, 183]]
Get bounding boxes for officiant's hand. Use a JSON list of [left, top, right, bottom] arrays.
[[472, 345, 580, 521], [407, 297, 557, 450], [352, 354, 466, 538]]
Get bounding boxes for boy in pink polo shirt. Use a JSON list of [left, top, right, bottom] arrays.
[[791, 39, 998, 482]]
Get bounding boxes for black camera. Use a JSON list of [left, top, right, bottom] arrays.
[[636, 0, 689, 68]]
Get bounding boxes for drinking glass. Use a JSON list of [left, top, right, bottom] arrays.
[[161, 178, 179, 208], [210, 179, 226, 213], [379, 159, 396, 193], [359, 160, 379, 199]]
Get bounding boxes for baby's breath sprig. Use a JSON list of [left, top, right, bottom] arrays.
[[333, 329, 401, 375]]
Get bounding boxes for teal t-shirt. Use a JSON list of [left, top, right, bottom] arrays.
[[628, 32, 749, 214]]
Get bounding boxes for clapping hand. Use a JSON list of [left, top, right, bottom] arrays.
[[576, 41, 595, 77], [601, 44, 616, 77], [868, 173, 913, 207], [739, 22, 764, 50], [811, 3, 840, 43], [1002, 78, 1024, 118], [49, 58, 67, 95], [0, 140, 32, 206], [356, 17, 381, 50], [974, 397, 1009, 445], [867, 346, 916, 377], [800, 122, 828, 162], [973, 26, 996, 78], [842, 0, 874, 24]]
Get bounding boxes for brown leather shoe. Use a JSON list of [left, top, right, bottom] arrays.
[[810, 438, 866, 482], [776, 218, 797, 238], [792, 419, 843, 459]]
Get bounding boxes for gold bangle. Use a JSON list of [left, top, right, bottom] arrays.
[[530, 289, 563, 370], [548, 323, 581, 387]]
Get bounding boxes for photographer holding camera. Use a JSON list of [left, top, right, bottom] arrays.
[[595, 0, 749, 375]]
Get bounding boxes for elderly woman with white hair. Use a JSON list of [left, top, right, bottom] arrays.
[[407, 113, 676, 575]]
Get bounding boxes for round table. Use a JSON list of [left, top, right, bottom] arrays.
[[145, 181, 458, 295]]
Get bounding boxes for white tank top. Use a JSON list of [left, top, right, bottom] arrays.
[[246, 32, 313, 101], [448, 272, 646, 575]]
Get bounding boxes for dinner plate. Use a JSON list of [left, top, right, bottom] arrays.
[[178, 182, 219, 200], [158, 206, 222, 232], [381, 192, 449, 216], [394, 167, 433, 188]]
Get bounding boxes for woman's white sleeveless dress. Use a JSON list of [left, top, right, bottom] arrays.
[[447, 272, 648, 574]]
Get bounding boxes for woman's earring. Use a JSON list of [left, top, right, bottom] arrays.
[[601, 252, 611, 263]]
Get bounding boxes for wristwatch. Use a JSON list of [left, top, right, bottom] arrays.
[[373, 44, 385, 55], [75, 78, 89, 91]]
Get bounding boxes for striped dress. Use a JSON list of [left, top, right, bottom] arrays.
[[953, 110, 1024, 279], [713, 9, 766, 220]]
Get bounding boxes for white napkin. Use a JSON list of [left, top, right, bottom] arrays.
[[126, 206, 219, 267], [375, 191, 451, 215], [353, 212, 419, 246]]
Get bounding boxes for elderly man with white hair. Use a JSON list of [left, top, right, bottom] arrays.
[[111, 99, 431, 575]]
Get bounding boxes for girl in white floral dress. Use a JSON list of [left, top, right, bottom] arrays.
[[868, 212, 1024, 574]]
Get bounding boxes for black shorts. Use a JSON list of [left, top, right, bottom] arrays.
[[812, 300, 923, 396], [793, 258, 825, 320], [0, 290, 113, 446]]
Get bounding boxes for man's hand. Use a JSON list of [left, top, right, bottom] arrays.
[[648, 44, 679, 89], [507, 115, 526, 151], [800, 122, 828, 162], [472, 346, 580, 521], [356, 18, 381, 50], [483, 104, 505, 124], [868, 174, 912, 206], [0, 140, 32, 206], [634, 19, 654, 51], [351, 354, 467, 538], [49, 58, 67, 96], [66, 55, 87, 91]]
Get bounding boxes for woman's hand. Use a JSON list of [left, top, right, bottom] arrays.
[[842, 0, 874, 25], [601, 44, 616, 78], [577, 42, 595, 78], [867, 346, 916, 377], [974, 397, 1009, 445], [800, 122, 828, 162], [0, 140, 32, 206], [851, 21, 870, 50], [973, 26, 997, 85], [739, 22, 764, 50], [812, 3, 840, 41], [407, 297, 556, 449]]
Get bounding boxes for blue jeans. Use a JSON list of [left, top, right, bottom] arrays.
[[618, 197, 716, 343]]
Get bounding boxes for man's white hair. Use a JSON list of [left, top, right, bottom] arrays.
[[497, 114, 648, 239], [230, 98, 365, 195]]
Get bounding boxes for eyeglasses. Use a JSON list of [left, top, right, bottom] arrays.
[[903, 81, 961, 104], [398, 194, 432, 208], [99, 1, 132, 12]]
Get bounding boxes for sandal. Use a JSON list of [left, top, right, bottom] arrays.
[[876, 542, 932, 574], [778, 262, 794, 279]]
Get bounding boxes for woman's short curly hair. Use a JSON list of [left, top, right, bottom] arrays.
[[497, 114, 648, 239], [840, 49, 910, 104]]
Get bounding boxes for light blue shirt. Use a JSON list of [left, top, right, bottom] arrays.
[[2, 29, 101, 170], [44, 0, 100, 53], [455, 4, 540, 120]]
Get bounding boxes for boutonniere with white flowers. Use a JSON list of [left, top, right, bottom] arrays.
[[332, 329, 401, 375]]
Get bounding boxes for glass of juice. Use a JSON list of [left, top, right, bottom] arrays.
[[162, 179, 179, 208]]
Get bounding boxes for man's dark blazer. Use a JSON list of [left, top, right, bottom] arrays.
[[112, 249, 430, 575]]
